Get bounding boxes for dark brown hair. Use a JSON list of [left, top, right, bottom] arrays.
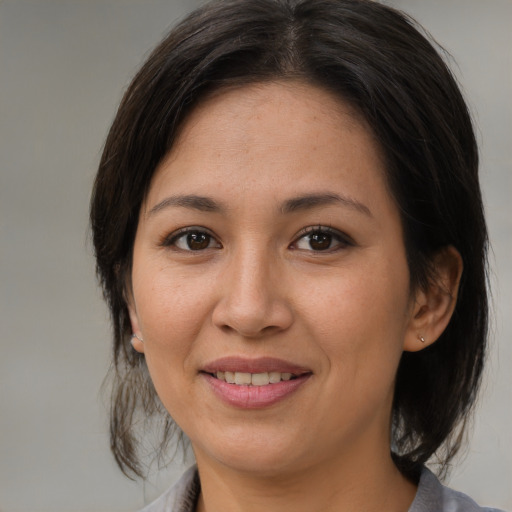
[[90, 0, 488, 479]]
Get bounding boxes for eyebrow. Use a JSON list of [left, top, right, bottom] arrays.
[[281, 193, 372, 217], [148, 194, 224, 216], [147, 192, 372, 217]]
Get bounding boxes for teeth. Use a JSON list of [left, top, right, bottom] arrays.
[[269, 371, 281, 383], [251, 372, 270, 386], [235, 372, 252, 385], [214, 371, 296, 385]]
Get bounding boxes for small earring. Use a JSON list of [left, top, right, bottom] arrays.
[[418, 335, 426, 343], [131, 333, 144, 343]]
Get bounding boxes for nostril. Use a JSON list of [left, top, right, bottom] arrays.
[[217, 322, 287, 339], [211, 281, 294, 337]]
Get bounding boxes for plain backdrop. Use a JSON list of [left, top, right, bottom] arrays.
[[1, 1, 510, 511]]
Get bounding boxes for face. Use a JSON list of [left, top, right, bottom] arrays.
[[128, 82, 421, 477]]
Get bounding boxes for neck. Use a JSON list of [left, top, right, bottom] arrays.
[[194, 442, 417, 512]]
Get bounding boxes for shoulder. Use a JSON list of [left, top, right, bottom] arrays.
[[410, 467, 507, 512], [139, 466, 200, 512]]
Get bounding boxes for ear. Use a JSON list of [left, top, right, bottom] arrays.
[[403, 246, 463, 352], [126, 291, 145, 354]]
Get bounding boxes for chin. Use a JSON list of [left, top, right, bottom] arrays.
[[192, 425, 309, 477]]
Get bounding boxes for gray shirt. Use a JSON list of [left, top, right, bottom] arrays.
[[140, 465, 505, 512]]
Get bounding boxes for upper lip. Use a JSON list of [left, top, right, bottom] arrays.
[[201, 357, 311, 375]]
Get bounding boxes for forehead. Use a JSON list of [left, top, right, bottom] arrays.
[[144, 81, 390, 215], [172, 81, 372, 157]]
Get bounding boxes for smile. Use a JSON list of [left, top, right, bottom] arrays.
[[201, 357, 312, 409], [212, 371, 296, 386]]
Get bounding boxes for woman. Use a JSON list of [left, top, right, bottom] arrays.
[[90, 0, 502, 510]]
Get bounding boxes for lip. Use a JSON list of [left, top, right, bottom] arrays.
[[201, 357, 312, 409], [202, 356, 310, 375]]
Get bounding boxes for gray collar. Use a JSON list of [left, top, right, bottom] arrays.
[[141, 465, 504, 512]]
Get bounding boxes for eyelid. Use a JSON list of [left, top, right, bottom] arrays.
[[159, 224, 352, 251], [160, 226, 222, 250], [291, 225, 354, 250]]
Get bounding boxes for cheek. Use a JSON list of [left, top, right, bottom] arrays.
[[131, 268, 210, 415], [133, 259, 210, 333], [299, 256, 411, 368], [130, 260, 216, 383]]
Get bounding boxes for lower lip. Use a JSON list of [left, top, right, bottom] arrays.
[[202, 373, 311, 409]]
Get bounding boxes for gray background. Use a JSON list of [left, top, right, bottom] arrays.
[[1, 1, 510, 511]]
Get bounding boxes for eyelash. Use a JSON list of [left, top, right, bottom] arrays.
[[161, 227, 222, 252], [291, 225, 353, 253], [161, 225, 353, 253]]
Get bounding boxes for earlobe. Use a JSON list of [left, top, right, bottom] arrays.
[[127, 297, 145, 354], [404, 246, 463, 352], [130, 333, 145, 352]]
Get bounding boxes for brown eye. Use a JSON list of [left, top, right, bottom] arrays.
[[186, 232, 211, 250], [293, 227, 351, 252], [168, 229, 221, 251], [308, 232, 332, 251]]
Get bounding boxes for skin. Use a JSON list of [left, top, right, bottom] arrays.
[[128, 82, 461, 512]]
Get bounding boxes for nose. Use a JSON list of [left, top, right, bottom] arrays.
[[212, 246, 294, 338]]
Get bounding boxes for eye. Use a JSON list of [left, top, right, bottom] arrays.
[[164, 228, 221, 251], [292, 226, 352, 252]]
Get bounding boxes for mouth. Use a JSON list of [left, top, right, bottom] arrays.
[[200, 357, 312, 409], [201, 356, 311, 383], [206, 370, 299, 386]]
